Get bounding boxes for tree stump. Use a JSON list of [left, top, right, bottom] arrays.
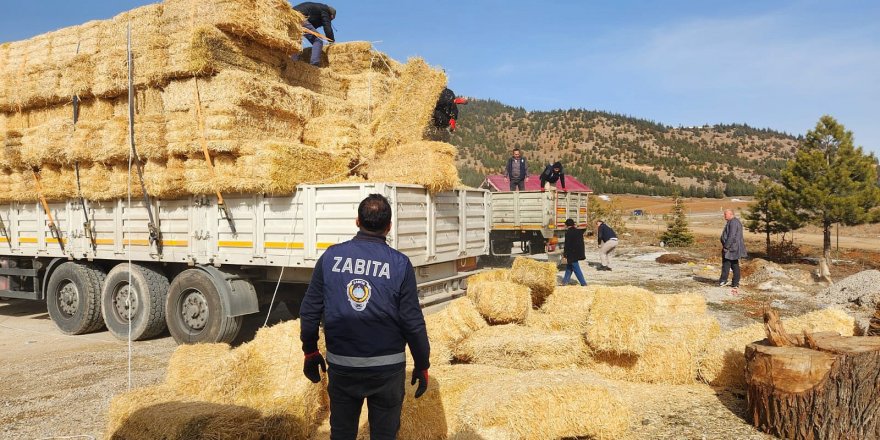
[[745, 308, 880, 439]]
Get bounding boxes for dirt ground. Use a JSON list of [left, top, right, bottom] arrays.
[[2, 204, 877, 439]]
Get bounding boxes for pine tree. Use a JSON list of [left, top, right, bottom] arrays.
[[744, 179, 802, 254], [781, 116, 880, 276], [660, 194, 694, 247]]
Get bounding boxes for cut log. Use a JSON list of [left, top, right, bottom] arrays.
[[746, 333, 880, 439], [868, 301, 880, 336]]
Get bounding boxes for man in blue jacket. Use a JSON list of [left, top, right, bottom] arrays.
[[300, 194, 430, 440], [294, 2, 336, 66]]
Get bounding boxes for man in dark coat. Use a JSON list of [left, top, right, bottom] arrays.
[[719, 209, 747, 293], [539, 161, 566, 191], [596, 220, 618, 271], [428, 88, 468, 141], [562, 219, 587, 286], [293, 2, 336, 66], [505, 148, 528, 191], [300, 194, 430, 439]]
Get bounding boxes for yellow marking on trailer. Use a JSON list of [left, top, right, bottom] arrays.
[[123, 239, 151, 246], [95, 238, 114, 245], [46, 238, 68, 244], [265, 241, 305, 250], [18, 237, 37, 243], [218, 240, 253, 248], [316, 242, 336, 250], [162, 240, 188, 247], [491, 224, 544, 230], [0, 237, 7, 243]]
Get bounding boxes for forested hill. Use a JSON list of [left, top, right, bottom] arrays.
[[451, 99, 801, 196]]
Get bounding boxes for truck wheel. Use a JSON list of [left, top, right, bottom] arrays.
[[101, 263, 169, 341], [165, 269, 242, 344], [46, 262, 106, 335], [529, 238, 546, 255], [491, 239, 512, 256]]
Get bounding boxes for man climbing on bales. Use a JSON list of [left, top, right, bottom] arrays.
[[540, 161, 566, 191], [562, 219, 588, 286], [300, 194, 431, 439], [596, 219, 618, 271], [428, 87, 468, 141], [293, 2, 336, 66], [719, 208, 747, 294]]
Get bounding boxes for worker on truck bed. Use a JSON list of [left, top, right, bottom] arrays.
[[505, 148, 528, 191], [300, 194, 430, 440], [428, 88, 468, 141], [540, 161, 566, 191], [293, 2, 336, 66]]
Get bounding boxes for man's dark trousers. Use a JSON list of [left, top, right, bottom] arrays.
[[328, 367, 406, 440], [509, 179, 525, 191], [720, 257, 741, 287]]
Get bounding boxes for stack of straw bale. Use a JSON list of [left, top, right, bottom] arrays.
[[698, 308, 855, 390], [585, 286, 657, 356], [510, 256, 557, 307], [424, 297, 487, 365], [0, 1, 461, 203], [454, 324, 590, 370], [106, 321, 328, 439]]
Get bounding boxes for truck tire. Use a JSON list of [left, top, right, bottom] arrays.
[[101, 263, 169, 341], [529, 238, 546, 255], [46, 262, 106, 335], [165, 269, 242, 344]]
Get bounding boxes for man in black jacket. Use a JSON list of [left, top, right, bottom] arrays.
[[300, 194, 430, 440], [540, 161, 566, 191], [428, 88, 468, 141], [562, 219, 587, 285], [596, 220, 618, 271], [293, 2, 336, 66], [505, 148, 527, 191]]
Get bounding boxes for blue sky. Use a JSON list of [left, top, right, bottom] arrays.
[[2, 1, 878, 153]]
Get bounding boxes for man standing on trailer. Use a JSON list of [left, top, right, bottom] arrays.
[[299, 194, 430, 440], [293, 2, 336, 66], [428, 87, 468, 141], [505, 148, 528, 191]]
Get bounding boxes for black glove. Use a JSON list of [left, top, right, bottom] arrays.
[[303, 351, 326, 383], [411, 369, 429, 398]]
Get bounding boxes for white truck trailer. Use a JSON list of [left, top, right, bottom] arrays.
[[0, 183, 490, 344], [488, 190, 590, 258]]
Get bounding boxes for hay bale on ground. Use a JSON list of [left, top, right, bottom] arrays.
[[454, 324, 589, 370], [590, 314, 721, 385], [525, 285, 596, 332], [424, 297, 487, 365], [107, 320, 328, 439], [698, 308, 855, 390], [455, 370, 630, 440], [368, 58, 446, 154], [466, 269, 510, 286], [466, 281, 531, 325], [585, 286, 656, 356], [653, 292, 707, 316], [364, 141, 459, 193], [510, 256, 557, 307]]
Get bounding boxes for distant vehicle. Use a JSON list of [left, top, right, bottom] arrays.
[[632, 209, 644, 216], [598, 195, 611, 201]]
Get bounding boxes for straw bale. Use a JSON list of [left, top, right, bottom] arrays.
[[525, 285, 596, 332], [454, 324, 589, 370], [396, 364, 516, 440], [466, 268, 510, 286], [425, 298, 487, 365], [106, 385, 267, 440], [591, 314, 720, 384], [164, 107, 304, 157], [283, 62, 351, 100], [170, 25, 288, 79], [585, 285, 657, 356], [369, 58, 447, 154], [364, 141, 459, 193], [698, 308, 855, 390], [344, 72, 398, 117], [301, 115, 365, 162], [80, 157, 187, 201], [466, 281, 531, 325], [183, 141, 349, 196], [162, 0, 304, 53], [164, 343, 231, 391], [653, 292, 707, 317], [18, 119, 72, 166], [510, 256, 557, 307], [455, 370, 631, 440]]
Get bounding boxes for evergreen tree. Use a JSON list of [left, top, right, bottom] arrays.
[[660, 194, 694, 247], [744, 179, 802, 254], [588, 195, 627, 233], [780, 116, 880, 273]]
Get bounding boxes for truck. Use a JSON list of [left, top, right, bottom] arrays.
[[0, 183, 490, 344], [482, 174, 591, 259]]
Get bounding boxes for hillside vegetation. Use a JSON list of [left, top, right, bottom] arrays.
[[452, 99, 800, 196]]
